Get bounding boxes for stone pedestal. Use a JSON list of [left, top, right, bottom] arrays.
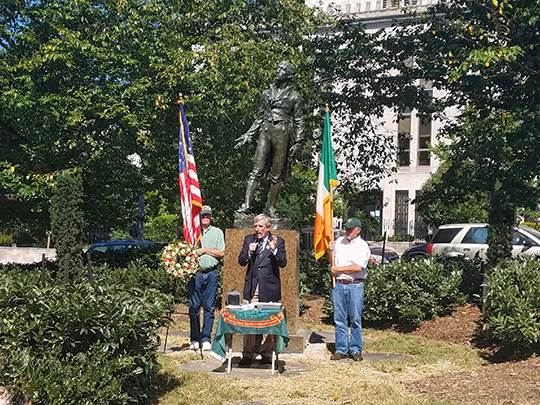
[[233, 213, 292, 230], [222, 228, 300, 336]]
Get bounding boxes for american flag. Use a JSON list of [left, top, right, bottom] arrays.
[[178, 100, 202, 245]]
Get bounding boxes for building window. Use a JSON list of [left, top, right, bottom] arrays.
[[356, 2, 362, 12], [365, 1, 371, 11], [382, 0, 389, 8], [417, 118, 431, 166], [417, 89, 433, 166], [345, 3, 351, 12], [398, 111, 411, 167], [376, 1, 381, 10]]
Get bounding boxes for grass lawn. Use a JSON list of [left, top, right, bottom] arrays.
[[151, 326, 485, 405]]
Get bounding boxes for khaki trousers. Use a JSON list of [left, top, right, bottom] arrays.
[[242, 285, 276, 359]]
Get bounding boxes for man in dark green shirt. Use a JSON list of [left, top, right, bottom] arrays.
[[188, 205, 225, 351]]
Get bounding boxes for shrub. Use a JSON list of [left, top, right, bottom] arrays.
[[363, 258, 465, 325], [298, 250, 333, 316], [435, 255, 483, 301], [0, 232, 13, 246], [0, 272, 171, 404], [93, 260, 189, 304], [387, 234, 414, 242], [484, 259, 540, 352], [521, 221, 540, 231], [298, 249, 332, 298], [145, 213, 178, 243], [49, 172, 85, 278]]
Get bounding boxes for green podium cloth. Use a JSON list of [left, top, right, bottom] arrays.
[[211, 309, 289, 362]]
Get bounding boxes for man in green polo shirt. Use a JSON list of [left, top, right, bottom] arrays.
[[189, 205, 225, 351]]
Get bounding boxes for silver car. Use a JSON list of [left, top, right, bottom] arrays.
[[428, 223, 540, 260]]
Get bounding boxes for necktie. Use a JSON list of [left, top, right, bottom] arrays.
[[257, 239, 264, 254]]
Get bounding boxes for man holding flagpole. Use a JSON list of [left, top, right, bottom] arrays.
[[328, 218, 370, 362], [313, 107, 369, 361]]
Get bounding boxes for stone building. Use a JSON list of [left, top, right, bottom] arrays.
[[308, 0, 457, 240]]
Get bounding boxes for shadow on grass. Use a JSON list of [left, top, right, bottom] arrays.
[[146, 370, 184, 404]]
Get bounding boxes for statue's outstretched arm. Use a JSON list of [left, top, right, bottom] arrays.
[[234, 95, 265, 149]]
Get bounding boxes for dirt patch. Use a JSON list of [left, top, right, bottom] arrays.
[[300, 294, 330, 325], [404, 356, 540, 405], [408, 303, 482, 344]]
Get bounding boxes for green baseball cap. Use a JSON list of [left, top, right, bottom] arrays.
[[344, 218, 362, 229]]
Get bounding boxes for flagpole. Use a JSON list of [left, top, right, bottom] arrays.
[[325, 104, 336, 289]]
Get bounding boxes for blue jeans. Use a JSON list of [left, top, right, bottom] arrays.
[[332, 282, 364, 355], [188, 269, 218, 343]]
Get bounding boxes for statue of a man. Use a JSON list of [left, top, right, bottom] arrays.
[[234, 61, 305, 217]]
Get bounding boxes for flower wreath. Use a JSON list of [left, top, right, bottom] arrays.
[[161, 241, 200, 278]]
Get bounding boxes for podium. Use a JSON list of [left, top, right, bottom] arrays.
[[211, 308, 289, 374]]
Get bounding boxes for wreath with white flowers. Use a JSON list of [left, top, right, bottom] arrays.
[[161, 241, 200, 278]]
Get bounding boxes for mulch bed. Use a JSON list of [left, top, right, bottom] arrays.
[[175, 295, 540, 405], [301, 295, 540, 405]]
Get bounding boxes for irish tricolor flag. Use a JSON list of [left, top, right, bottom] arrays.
[[314, 108, 338, 260]]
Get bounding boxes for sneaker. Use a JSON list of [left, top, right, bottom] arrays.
[[330, 352, 349, 361], [189, 341, 199, 351], [202, 341, 212, 351], [352, 352, 363, 362]]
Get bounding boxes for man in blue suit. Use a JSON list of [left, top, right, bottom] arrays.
[[238, 213, 287, 366]]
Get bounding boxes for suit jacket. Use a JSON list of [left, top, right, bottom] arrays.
[[238, 232, 287, 303]]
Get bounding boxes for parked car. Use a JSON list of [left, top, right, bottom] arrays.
[[87, 239, 159, 253], [402, 243, 430, 260], [370, 247, 400, 265], [428, 223, 540, 260]]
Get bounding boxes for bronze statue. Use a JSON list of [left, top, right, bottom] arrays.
[[235, 61, 305, 217]]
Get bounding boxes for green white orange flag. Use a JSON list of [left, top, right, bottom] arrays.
[[314, 107, 338, 259]]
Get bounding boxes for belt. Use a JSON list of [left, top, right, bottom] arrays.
[[336, 279, 364, 284], [200, 267, 218, 274]]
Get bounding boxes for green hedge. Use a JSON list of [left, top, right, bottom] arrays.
[[363, 258, 465, 325], [0, 272, 171, 404], [484, 259, 540, 353], [435, 255, 483, 301]]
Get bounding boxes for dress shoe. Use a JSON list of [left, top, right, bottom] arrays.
[[330, 352, 349, 361], [352, 352, 363, 362], [189, 341, 199, 351], [238, 357, 253, 367], [261, 356, 273, 365]]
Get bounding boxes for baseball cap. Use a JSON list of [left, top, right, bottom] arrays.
[[344, 218, 362, 229], [201, 205, 212, 216]]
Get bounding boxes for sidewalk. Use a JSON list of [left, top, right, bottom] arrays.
[[159, 329, 411, 379]]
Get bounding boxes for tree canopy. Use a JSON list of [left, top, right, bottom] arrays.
[[0, 0, 330, 242], [388, 0, 540, 263]]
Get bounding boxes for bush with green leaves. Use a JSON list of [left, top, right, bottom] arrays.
[[0, 272, 171, 404], [145, 213, 178, 243], [93, 260, 189, 305], [363, 258, 465, 325], [49, 172, 85, 278], [484, 259, 540, 353], [435, 255, 483, 301], [299, 249, 332, 298]]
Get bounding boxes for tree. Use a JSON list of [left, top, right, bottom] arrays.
[[415, 159, 489, 229], [49, 171, 84, 278], [384, 0, 540, 265], [0, 0, 329, 238]]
